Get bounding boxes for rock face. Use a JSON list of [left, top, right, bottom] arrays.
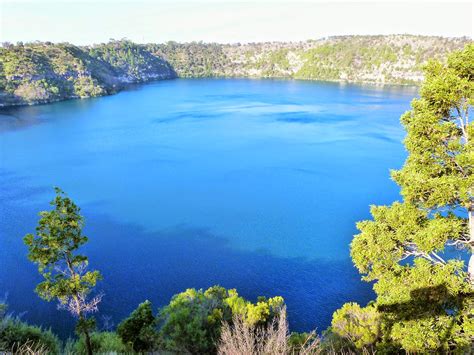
[[0, 35, 471, 107]]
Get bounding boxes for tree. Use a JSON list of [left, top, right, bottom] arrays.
[[117, 300, 157, 352], [393, 44, 474, 280], [24, 188, 102, 355], [339, 44, 474, 352]]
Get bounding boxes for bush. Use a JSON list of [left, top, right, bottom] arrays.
[[117, 300, 157, 352], [330, 303, 380, 350], [158, 286, 284, 354], [0, 316, 60, 354], [218, 307, 321, 355], [72, 331, 129, 354]]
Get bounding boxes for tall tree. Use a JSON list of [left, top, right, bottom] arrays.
[[393, 44, 474, 281], [24, 188, 102, 355], [340, 45, 474, 352]]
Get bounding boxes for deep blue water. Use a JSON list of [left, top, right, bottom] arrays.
[[0, 79, 417, 337]]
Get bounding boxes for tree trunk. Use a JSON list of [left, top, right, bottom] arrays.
[[78, 312, 93, 355], [84, 329, 93, 355], [469, 208, 474, 285]]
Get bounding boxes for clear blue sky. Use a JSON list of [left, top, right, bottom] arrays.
[[1, 1, 472, 44]]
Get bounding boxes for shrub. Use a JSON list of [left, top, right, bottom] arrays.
[[72, 331, 129, 354], [218, 307, 321, 355], [0, 316, 60, 354], [117, 300, 157, 352], [330, 303, 380, 350], [158, 286, 284, 354]]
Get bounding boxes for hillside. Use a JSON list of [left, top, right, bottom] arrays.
[[0, 41, 175, 106], [150, 35, 470, 83], [0, 35, 471, 106]]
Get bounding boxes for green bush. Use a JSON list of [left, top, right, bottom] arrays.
[[117, 300, 158, 352], [330, 302, 381, 350], [0, 316, 60, 354], [71, 331, 129, 354], [158, 286, 284, 354]]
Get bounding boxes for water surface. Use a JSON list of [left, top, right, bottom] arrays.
[[0, 79, 417, 336]]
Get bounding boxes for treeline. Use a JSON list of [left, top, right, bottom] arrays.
[[0, 35, 470, 107], [1, 45, 473, 354]]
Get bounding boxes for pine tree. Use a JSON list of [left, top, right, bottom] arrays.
[[24, 188, 102, 355], [339, 44, 474, 352]]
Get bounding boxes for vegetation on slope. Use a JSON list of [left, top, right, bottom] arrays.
[[0, 35, 470, 106], [0, 41, 175, 106], [151, 35, 470, 83], [88, 40, 175, 82], [0, 304, 60, 354], [147, 41, 228, 77]]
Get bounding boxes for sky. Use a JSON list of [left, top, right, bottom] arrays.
[[0, 0, 472, 44]]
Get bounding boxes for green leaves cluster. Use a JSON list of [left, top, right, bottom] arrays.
[[24, 188, 102, 308], [330, 303, 380, 350]]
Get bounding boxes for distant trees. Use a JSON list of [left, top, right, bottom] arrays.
[[331, 44, 474, 352], [24, 188, 103, 355]]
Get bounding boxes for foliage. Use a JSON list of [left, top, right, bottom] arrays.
[[23, 188, 103, 355], [158, 285, 284, 354], [1, 36, 469, 106], [333, 44, 474, 353], [0, 308, 60, 354], [71, 331, 129, 354], [148, 41, 227, 78], [0, 42, 114, 104], [89, 40, 175, 82], [117, 300, 158, 352], [294, 35, 469, 84], [0, 41, 174, 105], [330, 303, 380, 350]]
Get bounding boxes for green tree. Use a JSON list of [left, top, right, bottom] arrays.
[[343, 44, 474, 352], [23, 188, 102, 355], [117, 300, 157, 352]]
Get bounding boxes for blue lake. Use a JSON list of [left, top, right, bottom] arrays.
[[0, 79, 417, 336]]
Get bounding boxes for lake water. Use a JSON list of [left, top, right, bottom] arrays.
[[0, 79, 417, 337]]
